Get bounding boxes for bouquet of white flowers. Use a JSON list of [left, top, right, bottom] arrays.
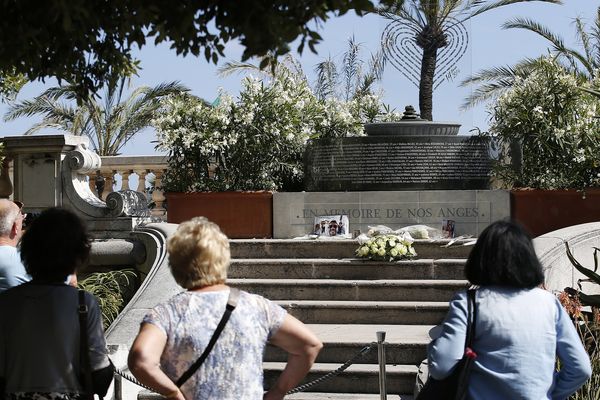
[[355, 231, 417, 261]]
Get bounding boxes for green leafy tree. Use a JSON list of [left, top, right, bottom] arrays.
[[0, 68, 27, 103], [0, 0, 394, 97], [378, 0, 561, 120], [4, 80, 188, 155], [461, 5, 600, 109]]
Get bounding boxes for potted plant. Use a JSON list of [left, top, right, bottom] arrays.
[[486, 57, 600, 236]]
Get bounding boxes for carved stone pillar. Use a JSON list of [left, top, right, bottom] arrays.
[[0, 158, 14, 199], [135, 169, 147, 196], [121, 169, 132, 190], [151, 170, 166, 217], [101, 171, 115, 201]]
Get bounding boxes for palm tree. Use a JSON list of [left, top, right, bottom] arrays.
[[461, 6, 599, 109], [4, 80, 188, 155], [379, 0, 561, 120], [313, 36, 386, 101], [218, 37, 386, 103]]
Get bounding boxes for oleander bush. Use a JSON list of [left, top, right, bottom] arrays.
[[153, 67, 401, 193], [487, 57, 600, 190]]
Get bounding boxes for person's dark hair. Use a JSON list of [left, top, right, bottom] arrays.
[[20, 207, 91, 281], [465, 219, 544, 288]]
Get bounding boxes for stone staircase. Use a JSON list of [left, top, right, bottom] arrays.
[[228, 239, 472, 400]]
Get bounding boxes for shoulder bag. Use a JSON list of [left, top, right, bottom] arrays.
[[416, 288, 478, 400]]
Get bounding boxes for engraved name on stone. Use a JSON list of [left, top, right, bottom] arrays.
[[309, 142, 490, 184]]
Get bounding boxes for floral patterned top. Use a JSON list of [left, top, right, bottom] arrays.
[[143, 289, 287, 400]]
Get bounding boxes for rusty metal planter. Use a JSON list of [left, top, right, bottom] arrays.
[[166, 192, 273, 239], [511, 189, 600, 237]]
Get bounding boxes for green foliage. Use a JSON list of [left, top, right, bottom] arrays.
[[561, 244, 600, 399], [154, 68, 399, 192], [378, 0, 561, 120], [0, 68, 27, 103], [78, 269, 139, 330], [462, 6, 600, 108], [565, 309, 600, 400], [4, 80, 188, 155], [0, 0, 390, 97], [487, 57, 600, 190]]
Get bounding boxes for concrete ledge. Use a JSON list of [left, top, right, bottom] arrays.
[[534, 222, 600, 294]]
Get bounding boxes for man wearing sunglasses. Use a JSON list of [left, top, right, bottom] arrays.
[[0, 199, 29, 292]]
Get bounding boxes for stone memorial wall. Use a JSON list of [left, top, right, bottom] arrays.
[[273, 190, 510, 238], [304, 136, 491, 191]]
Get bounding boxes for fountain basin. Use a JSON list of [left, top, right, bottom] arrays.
[[365, 121, 461, 136]]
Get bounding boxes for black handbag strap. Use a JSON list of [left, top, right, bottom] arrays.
[[176, 288, 240, 388], [464, 289, 477, 349], [78, 289, 94, 400]]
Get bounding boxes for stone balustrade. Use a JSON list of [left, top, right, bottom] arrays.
[[88, 155, 168, 218]]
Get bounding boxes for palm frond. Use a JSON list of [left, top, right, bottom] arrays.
[[468, 0, 561, 21], [592, 7, 600, 72], [342, 36, 363, 102], [503, 17, 566, 50], [460, 57, 546, 109], [314, 57, 339, 100], [217, 60, 269, 78], [502, 16, 594, 76], [574, 17, 594, 68]]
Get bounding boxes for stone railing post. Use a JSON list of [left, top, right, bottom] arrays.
[[101, 171, 115, 201], [121, 169, 132, 191], [87, 155, 168, 219], [151, 170, 166, 217], [135, 169, 147, 195]]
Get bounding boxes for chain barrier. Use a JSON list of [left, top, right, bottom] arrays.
[[111, 342, 378, 397], [112, 365, 158, 393], [286, 342, 377, 395]]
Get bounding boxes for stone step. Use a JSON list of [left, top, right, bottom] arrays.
[[229, 258, 466, 280], [277, 300, 448, 325], [265, 324, 432, 365], [139, 392, 414, 400], [264, 362, 417, 394], [230, 239, 473, 260], [230, 279, 467, 301], [286, 393, 412, 400]]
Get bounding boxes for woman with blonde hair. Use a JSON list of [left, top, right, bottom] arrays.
[[128, 217, 322, 400]]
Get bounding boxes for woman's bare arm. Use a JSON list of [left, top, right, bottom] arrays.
[[128, 323, 186, 400], [263, 314, 323, 400]]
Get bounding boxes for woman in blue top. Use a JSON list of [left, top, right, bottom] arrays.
[[428, 220, 592, 399]]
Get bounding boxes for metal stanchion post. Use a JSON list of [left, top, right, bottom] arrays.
[[377, 331, 387, 400], [113, 372, 122, 400]]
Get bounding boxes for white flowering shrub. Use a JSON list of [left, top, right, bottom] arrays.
[[154, 72, 399, 192], [489, 57, 600, 189]]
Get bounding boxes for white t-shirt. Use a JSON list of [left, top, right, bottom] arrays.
[[0, 245, 30, 292]]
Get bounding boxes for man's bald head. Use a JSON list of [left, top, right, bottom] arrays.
[[0, 199, 20, 237]]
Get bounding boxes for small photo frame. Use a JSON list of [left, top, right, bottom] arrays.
[[442, 219, 455, 239], [313, 215, 350, 238]]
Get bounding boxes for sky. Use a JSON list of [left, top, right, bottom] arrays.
[[0, 0, 597, 155]]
